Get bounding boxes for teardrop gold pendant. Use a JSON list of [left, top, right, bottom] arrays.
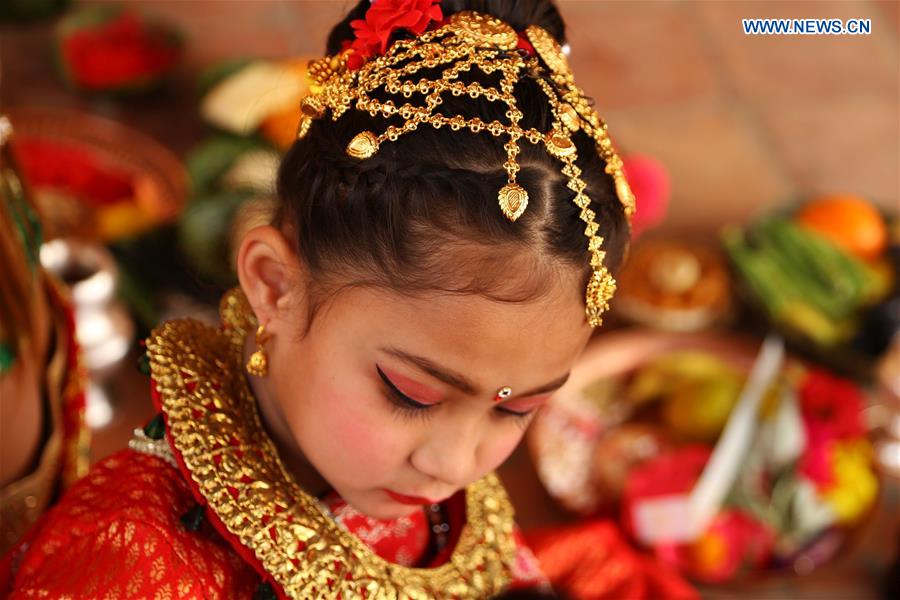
[[346, 131, 380, 159], [498, 183, 528, 221]]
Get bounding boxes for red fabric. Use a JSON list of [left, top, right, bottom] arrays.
[[324, 493, 430, 566], [1, 451, 258, 599], [526, 520, 699, 600], [2, 449, 546, 598]]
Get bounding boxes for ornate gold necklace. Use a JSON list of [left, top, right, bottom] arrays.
[[143, 288, 519, 599]]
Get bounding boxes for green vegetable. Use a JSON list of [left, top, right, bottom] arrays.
[[754, 220, 854, 318], [722, 218, 878, 346], [761, 218, 868, 313]]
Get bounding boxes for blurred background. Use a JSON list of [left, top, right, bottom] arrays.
[[1, 1, 898, 598], [4, 0, 898, 230]]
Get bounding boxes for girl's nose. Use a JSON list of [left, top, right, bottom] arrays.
[[410, 422, 481, 490]]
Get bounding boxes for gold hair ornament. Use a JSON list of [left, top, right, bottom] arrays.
[[297, 11, 634, 327]]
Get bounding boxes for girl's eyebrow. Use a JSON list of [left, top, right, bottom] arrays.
[[378, 346, 570, 400]]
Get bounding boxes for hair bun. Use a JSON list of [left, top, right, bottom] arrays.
[[326, 0, 565, 55], [440, 0, 565, 39]]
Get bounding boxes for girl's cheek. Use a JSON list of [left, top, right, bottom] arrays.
[[479, 428, 525, 474], [316, 386, 408, 465]]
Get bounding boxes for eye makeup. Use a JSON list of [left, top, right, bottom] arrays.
[[377, 345, 571, 400], [375, 365, 444, 405], [493, 395, 548, 418], [375, 364, 542, 422], [376, 365, 436, 421]]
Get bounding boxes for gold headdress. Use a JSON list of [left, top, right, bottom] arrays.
[[298, 10, 634, 327]]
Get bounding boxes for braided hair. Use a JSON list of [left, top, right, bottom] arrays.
[[275, 0, 630, 334]]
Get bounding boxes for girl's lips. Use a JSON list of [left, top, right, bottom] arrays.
[[384, 489, 437, 505]]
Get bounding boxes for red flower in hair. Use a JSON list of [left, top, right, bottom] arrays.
[[516, 34, 535, 57], [349, 0, 443, 65]]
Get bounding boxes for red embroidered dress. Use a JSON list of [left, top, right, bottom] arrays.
[[2, 289, 545, 599]]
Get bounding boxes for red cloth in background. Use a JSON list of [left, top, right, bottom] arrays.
[[526, 520, 699, 600]]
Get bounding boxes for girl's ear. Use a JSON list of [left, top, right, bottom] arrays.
[[236, 225, 307, 328]]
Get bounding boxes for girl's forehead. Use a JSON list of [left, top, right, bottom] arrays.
[[322, 285, 592, 382]]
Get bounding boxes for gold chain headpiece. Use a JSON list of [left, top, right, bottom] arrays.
[[297, 10, 634, 327]]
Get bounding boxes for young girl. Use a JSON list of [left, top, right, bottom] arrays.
[[2, 1, 633, 597]]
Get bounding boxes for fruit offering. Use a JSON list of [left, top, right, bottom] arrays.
[[7, 109, 187, 241], [795, 195, 888, 262], [627, 352, 745, 441], [617, 364, 878, 583], [529, 331, 879, 583]]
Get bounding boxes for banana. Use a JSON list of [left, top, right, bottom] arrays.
[[628, 351, 742, 405]]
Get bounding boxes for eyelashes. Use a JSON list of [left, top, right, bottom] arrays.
[[494, 405, 535, 421], [377, 364, 434, 421], [374, 365, 534, 422]]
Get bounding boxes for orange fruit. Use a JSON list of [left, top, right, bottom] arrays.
[[795, 195, 887, 261]]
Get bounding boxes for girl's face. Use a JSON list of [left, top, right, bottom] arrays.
[[240, 228, 594, 520]]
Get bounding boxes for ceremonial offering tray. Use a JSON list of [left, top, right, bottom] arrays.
[[6, 107, 187, 241], [722, 202, 898, 379], [528, 329, 878, 583], [614, 237, 733, 332], [529, 329, 759, 515]]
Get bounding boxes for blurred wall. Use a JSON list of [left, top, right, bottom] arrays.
[[3, 0, 898, 233]]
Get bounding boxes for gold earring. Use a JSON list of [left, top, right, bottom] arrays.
[[246, 324, 270, 377]]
